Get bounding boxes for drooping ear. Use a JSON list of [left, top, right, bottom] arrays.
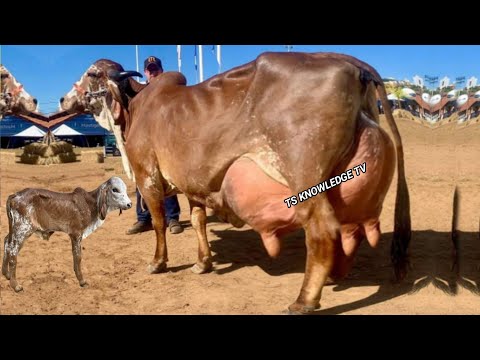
[[12, 85, 23, 96], [106, 70, 143, 110], [87, 69, 103, 78], [97, 184, 109, 220], [107, 79, 125, 108]]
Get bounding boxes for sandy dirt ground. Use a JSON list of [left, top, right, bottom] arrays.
[[1, 116, 479, 315]]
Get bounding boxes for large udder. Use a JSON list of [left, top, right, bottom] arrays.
[[219, 116, 395, 261]]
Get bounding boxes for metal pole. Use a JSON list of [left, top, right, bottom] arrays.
[[199, 45, 204, 82], [217, 45, 221, 73], [177, 45, 182, 73], [135, 45, 140, 81]]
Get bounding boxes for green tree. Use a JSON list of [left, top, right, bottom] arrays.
[[385, 84, 406, 109]]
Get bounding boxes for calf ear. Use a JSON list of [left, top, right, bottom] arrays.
[[97, 185, 108, 220]]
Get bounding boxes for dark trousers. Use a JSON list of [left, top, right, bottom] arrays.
[[136, 188, 181, 223]]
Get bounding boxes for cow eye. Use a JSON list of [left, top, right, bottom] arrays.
[[112, 188, 119, 193]]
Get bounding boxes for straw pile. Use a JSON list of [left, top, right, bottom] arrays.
[[81, 149, 105, 164], [19, 131, 78, 165]]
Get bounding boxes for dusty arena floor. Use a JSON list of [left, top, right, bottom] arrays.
[[1, 116, 479, 315]]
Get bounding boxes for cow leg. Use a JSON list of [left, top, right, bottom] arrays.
[[70, 234, 87, 287], [289, 198, 340, 314], [189, 199, 213, 274], [125, 142, 167, 273], [137, 182, 168, 274]]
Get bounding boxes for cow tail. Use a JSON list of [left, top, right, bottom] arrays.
[[375, 83, 412, 282], [451, 187, 459, 273]]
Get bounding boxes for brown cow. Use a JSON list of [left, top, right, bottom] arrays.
[[60, 52, 411, 314], [0, 64, 38, 119]]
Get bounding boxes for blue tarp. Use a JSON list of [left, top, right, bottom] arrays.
[[0, 114, 112, 137], [52, 114, 111, 136], [0, 116, 46, 136]]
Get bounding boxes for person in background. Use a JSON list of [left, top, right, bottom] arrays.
[[126, 56, 184, 235]]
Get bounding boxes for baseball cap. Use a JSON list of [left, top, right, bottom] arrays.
[[144, 56, 163, 71]]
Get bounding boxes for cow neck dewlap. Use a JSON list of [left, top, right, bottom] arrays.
[[94, 97, 114, 132]]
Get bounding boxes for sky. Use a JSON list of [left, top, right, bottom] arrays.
[[1, 45, 479, 114]]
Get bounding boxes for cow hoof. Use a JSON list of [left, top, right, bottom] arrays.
[[191, 262, 212, 274], [325, 277, 337, 286], [287, 303, 320, 315], [80, 281, 89, 287], [147, 262, 167, 274], [14, 285, 23, 293]]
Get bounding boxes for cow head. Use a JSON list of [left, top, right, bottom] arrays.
[[59, 59, 143, 181], [59, 59, 142, 122], [59, 59, 122, 116], [0, 65, 38, 119]]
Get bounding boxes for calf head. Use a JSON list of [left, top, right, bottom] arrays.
[[97, 177, 132, 220]]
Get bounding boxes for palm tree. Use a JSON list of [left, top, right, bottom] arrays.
[[385, 83, 406, 110]]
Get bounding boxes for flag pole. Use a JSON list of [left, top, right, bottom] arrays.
[[216, 45, 221, 73], [135, 45, 140, 81], [199, 45, 204, 83], [194, 45, 199, 84], [177, 45, 182, 73]]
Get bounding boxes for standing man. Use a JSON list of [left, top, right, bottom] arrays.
[[126, 56, 184, 235]]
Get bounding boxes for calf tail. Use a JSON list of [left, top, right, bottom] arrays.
[[2, 195, 15, 274], [6, 194, 15, 236]]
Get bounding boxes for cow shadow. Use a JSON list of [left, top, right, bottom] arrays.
[[209, 228, 480, 314]]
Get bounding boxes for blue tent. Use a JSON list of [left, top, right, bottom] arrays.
[[1, 114, 112, 148], [50, 114, 111, 136], [0, 116, 47, 136]]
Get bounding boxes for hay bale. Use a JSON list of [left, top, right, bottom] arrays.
[[19, 152, 41, 165], [23, 141, 74, 157], [81, 149, 104, 164], [19, 141, 78, 165], [0, 151, 18, 165], [392, 109, 422, 122]]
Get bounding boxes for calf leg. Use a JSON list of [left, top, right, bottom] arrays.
[[7, 231, 31, 292], [189, 199, 213, 274], [70, 234, 87, 287]]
